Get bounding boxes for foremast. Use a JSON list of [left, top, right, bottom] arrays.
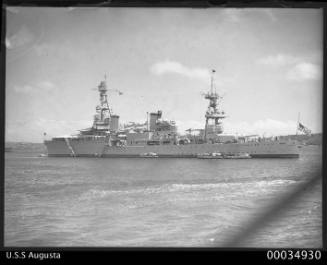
[[77, 75, 120, 136], [92, 76, 111, 132], [204, 70, 226, 142]]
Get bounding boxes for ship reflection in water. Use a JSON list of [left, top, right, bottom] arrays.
[[44, 71, 300, 159]]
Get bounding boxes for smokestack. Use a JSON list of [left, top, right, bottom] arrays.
[[149, 111, 162, 131], [110, 115, 119, 131]]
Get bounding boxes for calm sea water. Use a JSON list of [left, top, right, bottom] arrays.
[[5, 144, 322, 247]]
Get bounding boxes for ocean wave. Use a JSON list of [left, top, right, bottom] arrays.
[[169, 179, 297, 192], [78, 185, 172, 200], [78, 179, 298, 201]]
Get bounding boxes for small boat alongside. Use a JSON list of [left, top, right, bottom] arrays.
[[197, 152, 223, 159], [222, 153, 252, 159], [197, 152, 251, 159], [140, 152, 159, 158]]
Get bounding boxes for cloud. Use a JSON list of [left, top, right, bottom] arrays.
[[257, 54, 322, 82], [6, 6, 20, 14], [5, 38, 12, 49], [262, 9, 277, 22], [150, 61, 211, 83], [286, 62, 321, 81], [256, 54, 299, 66], [224, 119, 298, 136], [173, 118, 301, 136], [38, 81, 56, 91], [223, 9, 277, 24], [6, 118, 91, 142], [33, 41, 82, 60], [12, 81, 56, 94], [13, 85, 34, 93], [6, 25, 34, 49], [33, 43, 51, 56], [223, 9, 242, 23]]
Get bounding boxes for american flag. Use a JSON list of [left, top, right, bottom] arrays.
[[298, 122, 311, 135]]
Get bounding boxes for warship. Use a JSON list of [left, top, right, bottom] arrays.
[[44, 72, 300, 158]]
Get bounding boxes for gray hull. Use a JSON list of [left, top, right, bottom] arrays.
[[44, 139, 300, 158]]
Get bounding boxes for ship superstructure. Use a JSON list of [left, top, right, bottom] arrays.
[[44, 72, 300, 158], [204, 70, 226, 142], [79, 76, 120, 136]]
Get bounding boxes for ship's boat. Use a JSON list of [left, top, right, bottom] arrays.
[[44, 72, 300, 159], [222, 153, 252, 159], [197, 152, 223, 159], [139, 152, 159, 158]]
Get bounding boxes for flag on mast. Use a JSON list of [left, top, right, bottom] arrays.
[[297, 122, 312, 135]]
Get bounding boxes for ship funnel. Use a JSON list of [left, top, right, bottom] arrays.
[[149, 111, 162, 131], [110, 115, 119, 131]]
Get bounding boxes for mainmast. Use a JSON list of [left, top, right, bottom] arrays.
[[203, 69, 226, 142]]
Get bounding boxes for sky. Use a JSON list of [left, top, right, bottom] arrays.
[[5, 7, 323, 142]]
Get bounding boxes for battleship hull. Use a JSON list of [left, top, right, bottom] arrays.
[[44, 139, 300, 158], [44, 77, 301, 159]]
